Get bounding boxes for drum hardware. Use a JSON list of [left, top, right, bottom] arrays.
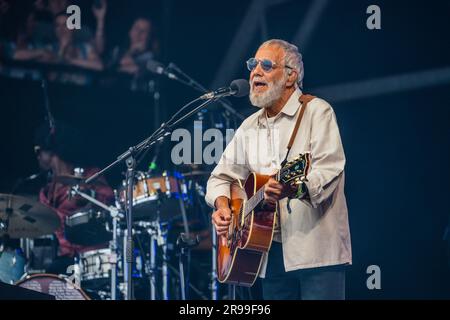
[[19, 235, 57, 274], [158, 248, 209, 300], [116, 167, 192, 300], [149, 224, 157, 300], [133, 219, 175, 300], [161, 223, 169, 300], [3, 170, 215, 300], [176, 233, 200, 300], [69, 185, 124, 300], [2, 166, 214, 300], [20, 238, 32, 264], [131, 221, 157, 299], [145, 220, 169, 300]]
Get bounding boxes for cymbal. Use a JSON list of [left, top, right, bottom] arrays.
[[0, 193, 59, 238]]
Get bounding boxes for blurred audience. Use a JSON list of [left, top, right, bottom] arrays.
[[34, 0, 70, 17], [48, 12, 102, 70], [12, 11, 52, 62], [0, 0, 159, 87], [92, 0, 106, 57], [109, 17, 157, 74]]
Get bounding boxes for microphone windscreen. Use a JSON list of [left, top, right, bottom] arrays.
[[230, 79, 250, 97]]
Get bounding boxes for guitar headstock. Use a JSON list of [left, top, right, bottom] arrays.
[[279, 153, 311, 187]]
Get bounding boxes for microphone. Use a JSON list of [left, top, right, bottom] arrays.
[[199, 79, 250, 100], [146, 60, 179, 80]]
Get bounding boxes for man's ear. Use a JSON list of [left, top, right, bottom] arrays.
[[285, 70, 297, 88]]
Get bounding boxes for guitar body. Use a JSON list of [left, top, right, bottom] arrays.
[[215, 153, 310, 287], [217, 173, 276, 287]]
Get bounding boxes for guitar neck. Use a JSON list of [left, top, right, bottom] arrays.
[[244, 171, 281, 215], [242, 152, 309, 217], [245, 187, 265, 214]]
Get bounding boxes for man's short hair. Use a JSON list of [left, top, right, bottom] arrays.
[[260, 39, 304, 89]]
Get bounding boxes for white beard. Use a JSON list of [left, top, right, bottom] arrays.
[[249, 75, 287, 109]]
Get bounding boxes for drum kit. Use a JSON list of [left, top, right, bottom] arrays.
[[0, 168, 215, 300]]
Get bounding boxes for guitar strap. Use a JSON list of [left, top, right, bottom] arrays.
[[280, 93, 315, 215], [281, 93, 316, 166]]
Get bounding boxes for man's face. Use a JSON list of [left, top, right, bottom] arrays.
[[36, 149, 53, 171], [129, 19, 151, 47], [249, 45, 288, 108]]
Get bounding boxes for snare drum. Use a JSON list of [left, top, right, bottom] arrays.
[[79, 248, 116, 287], [79, 248, 143, 288], [15, 273, 90, 300], [119, 171, 189, 221]]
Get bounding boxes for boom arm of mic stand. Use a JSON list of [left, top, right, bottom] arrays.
[[85, 97, 219, 185], [167, 63, 245, 120], [146, 97, 220, 143]]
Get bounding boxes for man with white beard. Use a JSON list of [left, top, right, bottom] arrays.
[[206, 39, 352, 300]]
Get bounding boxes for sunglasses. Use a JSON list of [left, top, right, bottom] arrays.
[[246, 58, 294, 72]]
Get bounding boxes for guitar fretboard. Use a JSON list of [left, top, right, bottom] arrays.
[[244, 187, 265, 216], [244, 169, 282, 216]]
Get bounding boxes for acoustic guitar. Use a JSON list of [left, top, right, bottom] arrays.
[[217, 153, 310, 286]]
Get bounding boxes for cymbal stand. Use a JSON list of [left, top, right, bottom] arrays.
[[160, 222, 169, 300], [176, 233, 200, 300], [70, 185, 124, 300], [136, 220, 160, 300]]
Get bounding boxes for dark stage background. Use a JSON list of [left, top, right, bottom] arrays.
[[1, 0, 450, 299]]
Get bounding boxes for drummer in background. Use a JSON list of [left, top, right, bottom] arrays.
[[34, 120, 114, 275]]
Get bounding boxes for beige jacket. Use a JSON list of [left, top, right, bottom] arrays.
[[205, 88, 352, 277]]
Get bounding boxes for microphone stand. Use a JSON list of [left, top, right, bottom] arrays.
[[85, 95, 222, 300]]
